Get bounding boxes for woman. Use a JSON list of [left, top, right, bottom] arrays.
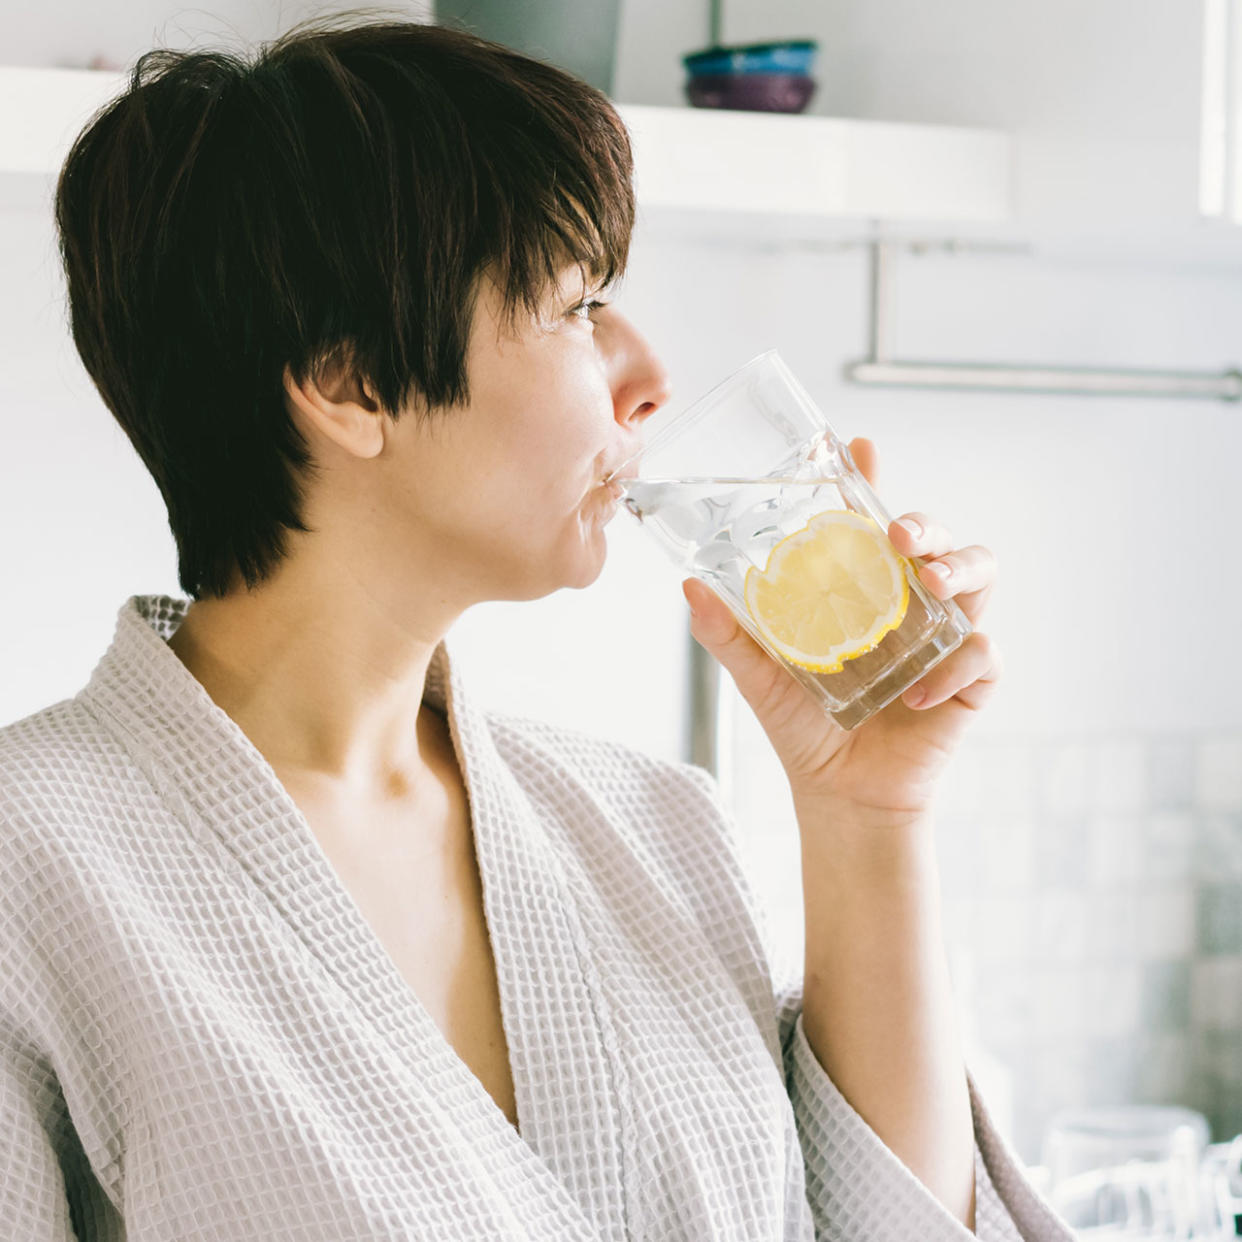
[[0, 15, 1068, 1241]]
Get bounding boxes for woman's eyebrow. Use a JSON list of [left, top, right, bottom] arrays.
[[550, 265, 617, 309], [582, 273, 620, 300], [545, 266, 587, 304]]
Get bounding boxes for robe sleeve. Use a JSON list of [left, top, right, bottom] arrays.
[[0, 1018, 79, 1241], [676, 761, 1073, 1242]]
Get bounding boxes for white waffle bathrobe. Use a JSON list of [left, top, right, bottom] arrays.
[[0, 594, 1070, 1241]]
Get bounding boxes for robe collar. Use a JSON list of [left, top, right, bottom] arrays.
[[78, 593, 632, 1240]]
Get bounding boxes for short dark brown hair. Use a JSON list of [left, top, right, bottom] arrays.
[[54, 12, 635, 599]]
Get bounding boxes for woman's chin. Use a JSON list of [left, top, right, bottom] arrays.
[[569, 523, 610, 588], [556, 510, 609, 590], [504, 520, 608, 599]]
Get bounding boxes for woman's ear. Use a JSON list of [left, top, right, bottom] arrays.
[[281, 359, 385, 461]]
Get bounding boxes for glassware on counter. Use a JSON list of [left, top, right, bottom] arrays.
[[1042, 1105, 1209, 1238], [1198, 1137, 1242, 1239]]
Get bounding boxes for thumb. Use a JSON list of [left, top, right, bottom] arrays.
[[681, 577, 791, 711], [681, 578, 738, 646]]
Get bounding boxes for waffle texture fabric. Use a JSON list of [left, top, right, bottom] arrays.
[[0, 594, 1072, 1241]]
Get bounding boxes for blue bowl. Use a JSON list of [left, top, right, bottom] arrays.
[[682, 40, 817, 78]]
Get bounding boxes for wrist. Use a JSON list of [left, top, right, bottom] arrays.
[[792, 789, 932, 842], [793, 795, 939, 885]]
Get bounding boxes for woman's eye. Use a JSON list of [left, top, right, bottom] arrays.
[[570, 299, 610, 322]]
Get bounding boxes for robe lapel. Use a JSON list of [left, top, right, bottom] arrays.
[[81, 595, 627, 1240], [439, 656, 635, 1237]]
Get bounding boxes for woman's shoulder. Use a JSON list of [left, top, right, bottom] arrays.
[[0, 695, 139, 850], [485, 707, 720, 805], [482, 708, 740, 877], [484, 709, 775, 984]]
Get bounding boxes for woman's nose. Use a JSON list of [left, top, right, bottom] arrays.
[[608, 310, 672, 430]]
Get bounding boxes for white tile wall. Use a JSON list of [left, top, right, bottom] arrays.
[[1196, 739, 1242, 813], [1093, 739, 1149, 814], [979, 815, 1036, 893], [1034, 891, 1092, 963], [1136, 891, 1196, 960], [1144, 812, 1195, 883], [1192, 959, 1242, 1029], [1044, 745, 1092, 821], [1085, 815, 1144, 888]]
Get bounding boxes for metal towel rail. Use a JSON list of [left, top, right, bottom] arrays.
[[847, 239, 1242, 402]]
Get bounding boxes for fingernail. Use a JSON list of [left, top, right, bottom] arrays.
[[928, 561, 952, 580], [904, 686, 926, 708], [896, 517, 922, 539]]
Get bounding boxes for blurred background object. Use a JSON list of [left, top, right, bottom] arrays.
[[1041, 1106, 1209, 1236], [682, 38, 819, 113], [434, 0, 622, 93]]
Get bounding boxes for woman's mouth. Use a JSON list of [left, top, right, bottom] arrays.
[[588, 478, 623, 523]]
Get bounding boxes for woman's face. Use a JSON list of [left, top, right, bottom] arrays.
[[377, 261, 670, 606]]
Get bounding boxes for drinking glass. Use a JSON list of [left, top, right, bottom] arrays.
[[607, 349, 972, 730], [1041, 1106, 1210, 1239]]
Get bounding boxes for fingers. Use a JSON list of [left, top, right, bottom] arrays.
[[681, 578, 779, 696], [682, 578, 739, 645], [888, 518, 997, 626], [913, 543, 996, 624], [847, 436, 878, 487], [902, 631, 1003, 713], [909, 543, 995, 596], [887, 511, 956, 559], [682, 578, 815, 735], [940, 582, 993, 626]]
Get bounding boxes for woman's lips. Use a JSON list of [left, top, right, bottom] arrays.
[[594, 457, 637, 518], [588, 478, 623, 523], [601, 456, 640, 487]]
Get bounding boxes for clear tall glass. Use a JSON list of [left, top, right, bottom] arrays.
[[608, 350, 972, 731]]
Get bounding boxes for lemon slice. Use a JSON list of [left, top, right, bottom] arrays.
[[743, 509, 909, 674]]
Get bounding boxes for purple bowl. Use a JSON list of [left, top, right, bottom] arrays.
[[685, 71, 817, 114]]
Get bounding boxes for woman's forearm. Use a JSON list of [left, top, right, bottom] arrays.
[[795, 796, 976, 1231]]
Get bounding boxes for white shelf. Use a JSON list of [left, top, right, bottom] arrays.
[[615, 102, 1012, 223], [0, 66, 1013, 225], [9, 65, 1242, 268]]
